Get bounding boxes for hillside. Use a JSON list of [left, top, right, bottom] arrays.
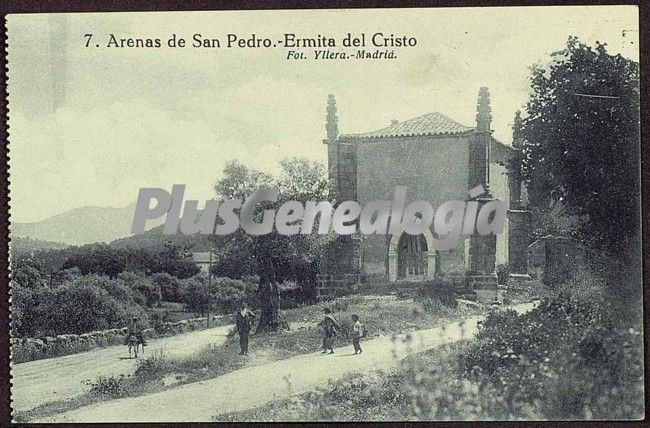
[[9, 236, 70, 256], [11, 204, 165, 246], [109, 220, 214, 251]]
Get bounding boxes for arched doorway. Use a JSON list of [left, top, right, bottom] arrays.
[[397, 233, 428, 279], [388, 225, 437, 282]]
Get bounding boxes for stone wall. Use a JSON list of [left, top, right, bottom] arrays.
[[11, 315, 227, 364]]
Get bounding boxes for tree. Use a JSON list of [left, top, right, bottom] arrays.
[[12, 274, 148, 337], [41, 242, 200, 279], [212, 158, 333, 332], [117, 271, 161, 307], [12, 265, 45, 289], [519, 37, 641, 310], [152, 272, 183, 302], [212, 277, 257, 313], [180, 275, 211, 316]]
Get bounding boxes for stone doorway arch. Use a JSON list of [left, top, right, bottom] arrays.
[[388, 225, 437, 282]]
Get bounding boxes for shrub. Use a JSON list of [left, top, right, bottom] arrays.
[[179, 275, 257, 315], [180, 276, 211, 315], [460, 295, 643, 419], [118, 271, 162, 307], [152, 272, 183, 302], [421, 297, 443, 313], [414, 279, 457, 308], [212, 277, 257, 313], [59, 242, 200, 279], [12, 274, 148, 337], [395, 288, 413, 299], [85, 374, 130, 398], [134, 349, 170, 380], [331, 299, 350, 313]]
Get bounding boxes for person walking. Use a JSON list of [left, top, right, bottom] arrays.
[[318, 307, 340, 354], [235, 302, 255, 355], [351, 314, 366, 355]]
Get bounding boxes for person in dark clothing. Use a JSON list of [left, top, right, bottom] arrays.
[[318, 307, 340, 354], [235, 303, 255, 355], [124, 316, 147, 346]]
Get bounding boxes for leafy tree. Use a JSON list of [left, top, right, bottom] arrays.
[[56, 242, 199, 279], [151, 272, 183, 302], [212, 277, 257, 313], [519, 37, 641, 310], [212, 158, 333, 332], [117, 271, 162, 307], [12, 274, 148, 337], [12, 265, 45, 289], [11, 284, 54, 336], [47, 280, 146, 335], [179, 275, 211, 316]]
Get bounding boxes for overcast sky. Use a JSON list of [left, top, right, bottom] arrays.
[[8, 6, 638, 223]]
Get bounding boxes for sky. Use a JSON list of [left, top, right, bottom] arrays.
[[7, 6, 639, 223]]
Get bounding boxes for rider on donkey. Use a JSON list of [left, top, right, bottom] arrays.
[[124, 316, 148, 347]]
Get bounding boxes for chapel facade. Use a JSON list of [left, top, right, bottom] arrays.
[[319, 88, 530, 296]]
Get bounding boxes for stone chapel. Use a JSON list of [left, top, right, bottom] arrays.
[[319, 88, 530, 298]]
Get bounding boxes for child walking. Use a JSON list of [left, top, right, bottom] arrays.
[[351, 314, 366, 355]]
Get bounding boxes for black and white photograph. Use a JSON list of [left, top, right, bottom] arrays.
[[5, 5, 644, 422]]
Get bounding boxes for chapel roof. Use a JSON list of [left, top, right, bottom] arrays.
[[338, 112, 473, 139]]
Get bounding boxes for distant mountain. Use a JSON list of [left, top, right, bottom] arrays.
[[110, 215, 215, 252], [11, 204, 165, 246]]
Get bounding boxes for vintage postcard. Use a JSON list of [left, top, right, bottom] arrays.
[[7, 6, 643, 422]]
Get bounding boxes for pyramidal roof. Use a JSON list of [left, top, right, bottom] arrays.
[[339, 112, 473, 139]]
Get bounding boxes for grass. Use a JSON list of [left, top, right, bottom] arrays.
[[16, 293, 484, 422], [214, 342, 468, 422], [213, 275, 644, 422]]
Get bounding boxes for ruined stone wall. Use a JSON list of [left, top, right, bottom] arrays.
[[11, 315, 228, 363]]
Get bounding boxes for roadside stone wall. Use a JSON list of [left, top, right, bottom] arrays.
[[11, 315, 227, 364]]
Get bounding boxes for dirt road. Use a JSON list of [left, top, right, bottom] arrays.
[[12, 324, 233, 413], [36, 302, 535, 423]]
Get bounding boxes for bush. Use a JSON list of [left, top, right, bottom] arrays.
[[12, 274, 148, 337], [59, 242, 200, 279], [179, 275, 257, 316], [152, 272, 183, 302], [460, 295, 643, 419], [414, 279, 457, 308], [134, 349, 170, 380], [421, 297, 444, 314], [118, 271, 162, 307], [212, 277, 257, 313], [85, 374, 130, 398], [330, 299, 349, 313]]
